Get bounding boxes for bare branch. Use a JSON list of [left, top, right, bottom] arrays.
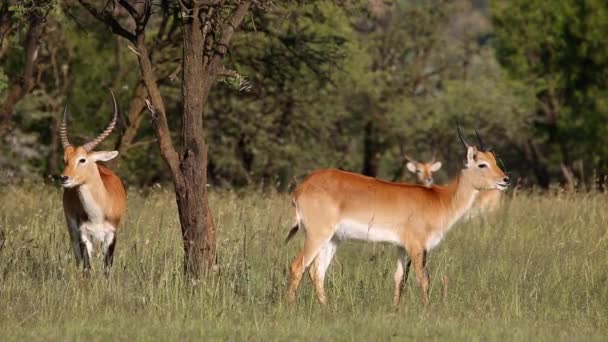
[[168, 64, 182, 82], [205, 0, 251, 77], [117, 0, 141, 21], [127, 137, 158, 150], [136, 36, 181, 180], [78, 0, 136, 42], [137, 0, 153, 34], [215, 0, 251, 57]]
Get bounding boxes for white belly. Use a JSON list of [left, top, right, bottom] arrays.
[[81, 222, 115, 243], [335, 219, 401, 245], [425, 232, 444, 250]]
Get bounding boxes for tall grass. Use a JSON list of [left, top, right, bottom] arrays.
[[0, 185, 606, 340]]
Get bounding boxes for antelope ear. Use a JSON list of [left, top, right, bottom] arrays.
[[90, 151, 119, 162], [465, 146, 477, 167], [430, 161, 442, 172], [406, 162, 417, 173]]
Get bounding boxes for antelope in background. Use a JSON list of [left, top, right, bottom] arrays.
[[285, 126, 509, 305], [403, 152, 442, 187], [59, 90, 127, 273]]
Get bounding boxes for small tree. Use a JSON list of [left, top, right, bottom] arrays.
[[0, 0, 50, 136], [79, 0, 255, 277]]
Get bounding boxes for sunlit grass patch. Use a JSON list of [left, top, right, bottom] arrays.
[[0, 186, 606, 340]]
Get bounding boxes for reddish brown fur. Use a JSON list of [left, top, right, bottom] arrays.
[[62, 162, 126, 228], [97, 164, 127, 227], [61, 145, 126, 271], [287, 146, 509, 305], [61, 146, 126, 228]]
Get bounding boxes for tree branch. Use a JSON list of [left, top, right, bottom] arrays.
[[117, 0, 141, 21], [136, 36, 181, 180], [0, 10, 44, 135], [208, 0, 251, 72], [218, 1, 251, 53], [78, 0, 137, 42], [217, 66, 239, 78]]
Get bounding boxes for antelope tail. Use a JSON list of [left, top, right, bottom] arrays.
[[285, 198, 301, 244], [285, 223, 299, 244]]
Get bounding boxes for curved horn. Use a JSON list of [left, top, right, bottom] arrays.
[[82, 90, 118, 152], [60, 103, 71, 148], [474, 128, 485, 151], [456, 122, 469, 148]]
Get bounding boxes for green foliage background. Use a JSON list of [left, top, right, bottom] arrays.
[[1, 0, 607, 188]]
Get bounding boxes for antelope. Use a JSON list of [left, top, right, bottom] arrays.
[[59, 90, 127, 273], [404, 153, 442, 187], [285, 126, 509, 306]]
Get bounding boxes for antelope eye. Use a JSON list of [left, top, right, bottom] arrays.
[[79, 158, 86, 164], [478, 163, 488, 168]]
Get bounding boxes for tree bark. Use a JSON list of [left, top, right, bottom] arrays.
[[362, 120, 383, 177], [176, 9, 216, 275], [46, 115, 60, 177], [0, 1, 16, 60], [525, 140, 550, 189], [560, 163, 576, 192], [134, 32, 216, 276]]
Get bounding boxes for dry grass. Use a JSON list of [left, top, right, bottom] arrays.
[[0, 185, 606, 340]]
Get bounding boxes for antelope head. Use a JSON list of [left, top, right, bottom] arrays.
[[457, 125, 510, 191], [405, 152, 442, 187], [59, 91, 119, 189]]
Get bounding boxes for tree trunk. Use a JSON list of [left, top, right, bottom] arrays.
[[0, 11, 42, 136], [46, 115, 59, 177], [176, 14, 216, 275], [362, 120, 383, 177], [525, 140, 550, 189], [560, 163, 576, 192], [391, 160, 407, 182], [134, 29, 215, 277]]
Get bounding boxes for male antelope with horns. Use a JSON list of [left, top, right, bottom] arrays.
[[59, 90, 126, 273], [285, 125, 509, 305], [404, 139, 503, 218]]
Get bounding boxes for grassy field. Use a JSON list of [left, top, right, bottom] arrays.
[[0, 185, 607, 340]]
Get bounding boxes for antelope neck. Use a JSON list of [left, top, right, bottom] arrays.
[[76, 166, 108, 222], [440, 170, 480, 227]]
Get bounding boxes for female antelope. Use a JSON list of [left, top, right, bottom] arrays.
[[59, 90, 126, 273], [285, 126, 509, 305], [403, 153, 442, 187]]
